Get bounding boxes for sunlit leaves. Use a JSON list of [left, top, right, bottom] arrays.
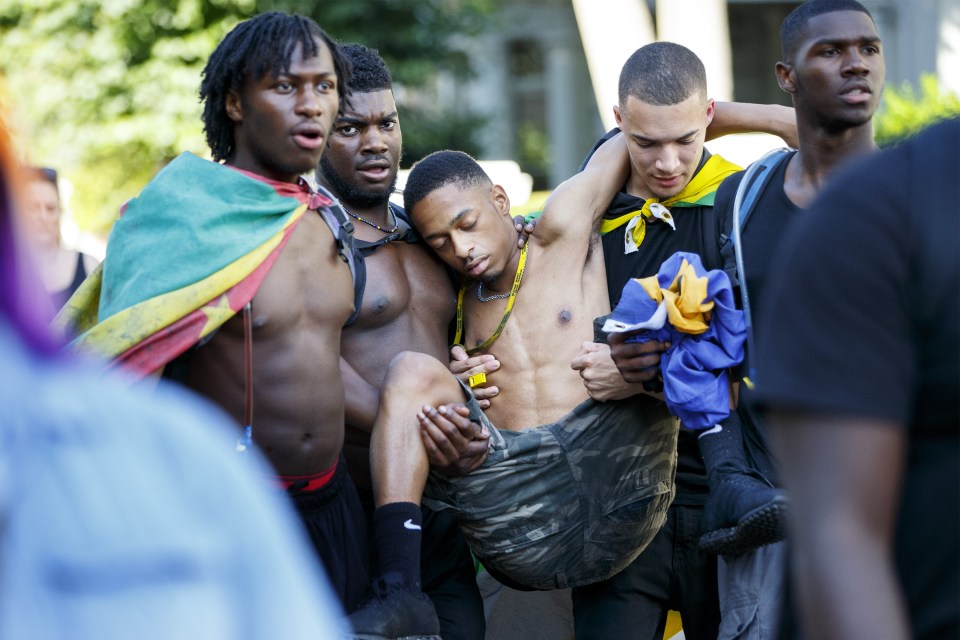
[[0, 0, 492, 235]]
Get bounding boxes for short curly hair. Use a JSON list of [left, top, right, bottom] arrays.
[[340, 43, 392, 95], [199, 12, 352, 162], [403, 150, 491, 215], [780, 0, 874, 62]]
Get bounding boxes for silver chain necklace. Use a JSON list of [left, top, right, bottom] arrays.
[[476, 282, 511, 302]]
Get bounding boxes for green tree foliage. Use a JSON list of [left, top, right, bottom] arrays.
[[0, 0, 493, 235], [874, 74, 960, 146]]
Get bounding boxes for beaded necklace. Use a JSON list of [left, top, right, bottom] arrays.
[[342, 204, 399, 234]]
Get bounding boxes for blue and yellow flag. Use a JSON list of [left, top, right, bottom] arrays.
[[603, 251, 746, 430]]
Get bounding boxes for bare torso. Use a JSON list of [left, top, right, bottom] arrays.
[[183, 211, 354, 476], [342, 234, 455, 390], [341, 228, 456, 486], [461, 232, 610, 430]]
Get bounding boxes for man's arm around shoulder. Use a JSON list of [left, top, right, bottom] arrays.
[[535, 133, 629, 246]]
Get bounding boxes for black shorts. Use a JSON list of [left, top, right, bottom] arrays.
[[289, 457, 369, 612]]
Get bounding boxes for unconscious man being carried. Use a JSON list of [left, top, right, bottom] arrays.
[[347, 134, 739, 639]]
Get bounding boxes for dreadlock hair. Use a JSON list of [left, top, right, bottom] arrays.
[[618, 42, 707, 107], [199, 12, 352, 162], [781, 0, 874, 62], [403, 150, 491, 216], [340, 43, 392, 94]]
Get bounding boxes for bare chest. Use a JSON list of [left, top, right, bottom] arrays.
[[462, 246, 607, 356], [353, 241, 455, 331], [251, 212, 355, 336]]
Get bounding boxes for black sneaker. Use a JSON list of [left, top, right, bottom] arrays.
[[344, 573, 442, 640], [698, 473, 788, 557]]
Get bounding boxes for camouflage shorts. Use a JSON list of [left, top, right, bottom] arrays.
[[422, 383, 678, 590]]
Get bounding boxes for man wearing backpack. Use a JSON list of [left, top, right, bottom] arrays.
[[318, 43, 487, 639], [610, 1, 885, 637]]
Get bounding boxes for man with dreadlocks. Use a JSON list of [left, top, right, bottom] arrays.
[[318, 44, 487, 639], [56, 12, 378, 618]]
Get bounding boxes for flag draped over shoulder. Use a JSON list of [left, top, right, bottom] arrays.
[[55, 152, 309, 380], [603, 251, 746, 430], [599, 154, 741, 253]]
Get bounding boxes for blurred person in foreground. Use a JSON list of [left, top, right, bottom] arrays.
[[21, 165, 99, 311], [756, 118, 959, 640], [0, 108, 345, 637]]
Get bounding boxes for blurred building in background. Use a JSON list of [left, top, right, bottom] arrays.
[[437, 0, 957, 192]]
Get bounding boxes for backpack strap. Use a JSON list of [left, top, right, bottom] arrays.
[[348, 203, 418, 323], [718, 148, 793, 289], [700, 206, 725, 272], [314, 185, 364, 326], [723, 147, 793, 382]]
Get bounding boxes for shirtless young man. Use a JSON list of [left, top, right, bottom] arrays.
[[345, 134, 678, 639], [59, 13, 369, 612], [183, 15, 371, 608], [316, 44, 485, 638]]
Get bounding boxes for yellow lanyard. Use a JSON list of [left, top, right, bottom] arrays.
[[453, 244, 528, 355]]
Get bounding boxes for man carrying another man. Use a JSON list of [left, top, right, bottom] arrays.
[[345, 130, 682, 638], [318, 43, 485, 638], [608, 1, 886, 636], [573, 41, 796, 640]]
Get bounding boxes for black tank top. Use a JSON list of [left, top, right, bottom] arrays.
[[51, 252, 88, 311]]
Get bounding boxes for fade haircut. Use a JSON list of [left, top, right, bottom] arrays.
[[403, 151, 491, 215], [341, 43, 392, 94], [618, 42, 707, 107], [781, 0, 874, 61], [199, 12, 352, 162]]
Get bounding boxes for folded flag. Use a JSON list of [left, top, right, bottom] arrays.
[[603, 251, 746, 430]]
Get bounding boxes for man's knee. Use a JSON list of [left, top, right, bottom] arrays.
[[383, 351, 454, 399]]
